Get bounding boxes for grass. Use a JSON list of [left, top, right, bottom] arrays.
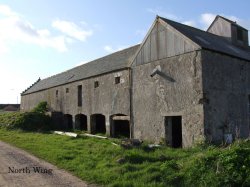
[[0, 127, 249, 186]]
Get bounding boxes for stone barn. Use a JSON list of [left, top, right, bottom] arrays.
[[21, 15, 250, 147]]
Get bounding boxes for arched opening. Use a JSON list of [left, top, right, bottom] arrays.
[[51, 112, 63, 130], [110, 114, 130, 138], [90, 114, 106, 134], [63, 114, 73, 131], [75, 114, 87, 131]]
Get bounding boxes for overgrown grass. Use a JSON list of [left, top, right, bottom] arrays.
[[0, 127, 249, 186], [0, 102, 53, 131]]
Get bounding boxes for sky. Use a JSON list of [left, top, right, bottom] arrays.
[[0, 0, 250, 104]]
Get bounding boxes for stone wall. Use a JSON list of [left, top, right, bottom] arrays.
[[21, 69, 131, 135], [132, 51, 204, 147], [202, 50, 250, 143]]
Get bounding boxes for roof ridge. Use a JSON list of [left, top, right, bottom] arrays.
[[207, 15, 248, 31], [158, 16, 250, 62], [158, 16, 233, 42], [217, 15, 236, 24]]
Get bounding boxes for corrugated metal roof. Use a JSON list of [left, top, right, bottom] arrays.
[[22, 44, 140, 95], [159, 17, 250, 62]]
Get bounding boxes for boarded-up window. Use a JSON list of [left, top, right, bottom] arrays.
[[78, 85, 82, 106]]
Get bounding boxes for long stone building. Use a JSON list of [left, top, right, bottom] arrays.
[[21, 15, 250, 147]]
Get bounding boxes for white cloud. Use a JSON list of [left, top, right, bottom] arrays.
[[52, 19, 93, 41], [104, 45, 128, 53], [75, 60, 89, 67], [0, 5, 68, 52], [104, 45, 114, 53], [0, 4, 18, 17], [0, 4, 94, 54], [0, 16, 67, 52], [182, 20, 196, 27], [200, 13, 217, 29]]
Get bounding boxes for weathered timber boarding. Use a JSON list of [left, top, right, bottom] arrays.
[[21, 15, 250, 147]]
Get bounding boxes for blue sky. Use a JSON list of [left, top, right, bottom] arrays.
[[0, 0, 250, 104]]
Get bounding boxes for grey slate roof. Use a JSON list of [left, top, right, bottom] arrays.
[[159, 17, 250, 62], [22, 44, 139, 95]]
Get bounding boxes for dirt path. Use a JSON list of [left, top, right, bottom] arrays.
[[0, 141, 96, 187]]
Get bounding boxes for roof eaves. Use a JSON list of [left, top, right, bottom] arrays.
[[202, 47, 250, 62], [21, 67, 132, 96]]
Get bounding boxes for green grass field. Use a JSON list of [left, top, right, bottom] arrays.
[[0, 127, 249, 186]]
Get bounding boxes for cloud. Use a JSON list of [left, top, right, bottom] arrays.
[[0, 16, 67, 52], [104, 45, 128, 53], [75, 60, 89, 67], [0, 4, 93, 54], [0, 4, 18, 17], [52, 19, 93, 41], [104, 45, 114, 53], [0, 5, 68, 52], [200, 13, 217, 29], [182, 20, 196, 27]]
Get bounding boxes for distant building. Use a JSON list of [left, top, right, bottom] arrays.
[[0, 104, 20, 111], [21, 15, 250, 147]]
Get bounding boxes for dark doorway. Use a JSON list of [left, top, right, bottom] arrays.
[[165, 116, 182, 148], [51, 112, 63, 130], [113, 120, 130, 138], [90, 114, 106, 134], [110, 114, 130, 138], [63, 114, 73, 130], [75, 114, 87, 131]]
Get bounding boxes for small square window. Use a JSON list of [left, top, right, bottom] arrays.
[[94, 81, 99, 88], [66, 88, 69, 93], [56, 90, 58, 97], [115, 77, 120, 84]]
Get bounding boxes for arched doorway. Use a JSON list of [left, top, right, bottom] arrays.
[[110, 114, 130, 138], [63, 114, 73, 130], [75, 114, 87, 131], [90, 114, 106, 134]]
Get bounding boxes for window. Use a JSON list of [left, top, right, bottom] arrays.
[[56, 90, 58, 97], [66, 88, 69, 93], [115, 77, 120, 84], [237, 28, 243, 41], [94, 81, 99, 88], [77, 85, 82, 107]]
